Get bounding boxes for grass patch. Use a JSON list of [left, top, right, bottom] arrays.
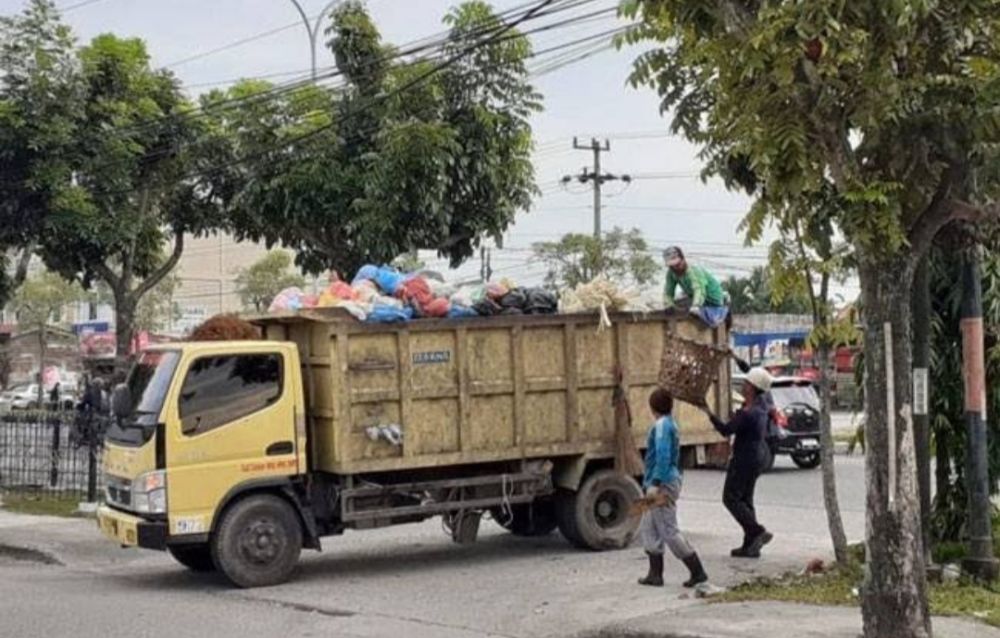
[[0, 491, 83, 517], [718, 560, 1000, 628], [931, 513, 1000, 565]]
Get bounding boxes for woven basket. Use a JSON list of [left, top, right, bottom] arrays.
[[658, 332, 730, 407]]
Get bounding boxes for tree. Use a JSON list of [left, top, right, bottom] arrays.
[[532, 227, 658, 289], [11, 271, 82, 405], [38, 34, 231, 367], [234, 251, 306, 313], [624, 2, 1000, 635], [722, 266, 812, 315], [214, 0, 540, 276], [763, 191, 856, 564], [0, 0, 81, 307]]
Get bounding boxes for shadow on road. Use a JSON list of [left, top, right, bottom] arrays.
[[107, 528, 582, 590]]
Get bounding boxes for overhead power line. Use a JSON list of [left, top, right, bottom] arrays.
[[60, 0, 108, 12], [1, 1, 623, 195]]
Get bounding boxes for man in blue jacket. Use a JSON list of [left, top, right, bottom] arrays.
[[705, 368, 774, 558], [638, 389, 709, 588]]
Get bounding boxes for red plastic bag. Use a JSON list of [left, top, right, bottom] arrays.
[[327, 281, 358, 301], [422, 297, 450, 318], [397, 277, 433, 308]]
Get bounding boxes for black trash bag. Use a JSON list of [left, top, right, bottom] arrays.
[[499, 288, 528, 311], [473, 298, 503, 316], [524, 288, 558, 315], [499, 307, 524, 315]]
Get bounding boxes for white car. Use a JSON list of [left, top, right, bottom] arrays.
[[0, 384, 43, 411]]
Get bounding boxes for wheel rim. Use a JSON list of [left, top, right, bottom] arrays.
[[592, 488, 627, 529], [238, 517, 286, 566]]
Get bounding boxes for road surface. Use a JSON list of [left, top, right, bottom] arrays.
[[0, 455, 866, 638]]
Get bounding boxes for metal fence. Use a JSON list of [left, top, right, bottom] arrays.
[[0, 410, 106, 502]]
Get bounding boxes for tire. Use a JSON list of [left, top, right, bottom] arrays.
[[492, 497, 558, 537], [792, 451, 821, 469], [167, 544, 216, 572], [211, 494, 303, 588], [760, 445, 776, 473], [555, 469, 641, 551]]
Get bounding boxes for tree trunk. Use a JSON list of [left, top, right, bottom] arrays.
[[817, 342, 849, 563], [911, 258, 933, 559], [114, 293, 137, 379], [859, 262, 931, 638]]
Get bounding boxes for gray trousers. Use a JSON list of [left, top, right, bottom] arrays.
[[640, 479, 695, 559]]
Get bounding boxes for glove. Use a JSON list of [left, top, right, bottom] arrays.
[[689, 305, 702, 317], [645, 484, 661, 498]]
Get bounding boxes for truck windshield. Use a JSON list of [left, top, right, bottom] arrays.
[[105, 350, 180, 446]]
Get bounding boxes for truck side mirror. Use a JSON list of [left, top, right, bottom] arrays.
[[110, 384, 132, 419]]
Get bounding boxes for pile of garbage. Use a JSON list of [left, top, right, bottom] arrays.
[[268, 265, 559, 324]]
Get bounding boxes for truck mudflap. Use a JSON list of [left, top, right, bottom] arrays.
[[97, 504, 167, 550]]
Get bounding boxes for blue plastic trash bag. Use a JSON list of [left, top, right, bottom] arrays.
[[367, 304, 414, 323], [352, 264, 379, 286], [374, 266, 404, 295], [447, 305, 479, 319]]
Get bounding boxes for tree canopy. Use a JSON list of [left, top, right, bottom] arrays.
[[532, 227, 658, 289], [234, 251, 306, 313], [212, 0, 540, 277], [722, 266, 811, 315]]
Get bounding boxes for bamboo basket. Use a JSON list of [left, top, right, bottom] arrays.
[[657, 332, 730, 407]]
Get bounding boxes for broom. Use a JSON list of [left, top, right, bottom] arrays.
[[612, 366, 645, 478]]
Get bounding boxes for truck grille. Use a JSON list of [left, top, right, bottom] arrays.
[[105, 476, 132, 508]]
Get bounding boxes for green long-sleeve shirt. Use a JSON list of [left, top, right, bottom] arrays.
[[664, 264, 725, 308]]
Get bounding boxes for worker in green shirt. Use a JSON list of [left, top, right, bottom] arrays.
[[662, 246, 730, 327]]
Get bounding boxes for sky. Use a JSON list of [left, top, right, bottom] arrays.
[[2, 0, 859, 303]]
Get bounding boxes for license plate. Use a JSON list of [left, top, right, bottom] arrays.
[[799, 438, 819, 450]]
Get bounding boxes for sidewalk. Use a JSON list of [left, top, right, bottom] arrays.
[[582, 601, 1000, 638]]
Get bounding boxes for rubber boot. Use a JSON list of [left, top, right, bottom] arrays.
[[638, 552, 664, 587], [682, 553, 708, 588]]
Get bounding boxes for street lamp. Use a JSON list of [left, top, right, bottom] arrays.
[[287, 0, 345, 80]]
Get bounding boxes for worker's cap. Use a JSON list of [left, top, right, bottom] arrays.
[[662, 246, 685, 266], [746, 367, 773, 393]]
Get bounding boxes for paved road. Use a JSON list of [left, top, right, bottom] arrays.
[[0, 456, 866, 638]]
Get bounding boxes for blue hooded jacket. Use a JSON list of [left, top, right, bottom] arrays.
[[643, 415, 682, 488]]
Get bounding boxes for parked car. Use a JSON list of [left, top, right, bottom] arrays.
[[0, 384, 42, 411], [732, 375, 823, 471]]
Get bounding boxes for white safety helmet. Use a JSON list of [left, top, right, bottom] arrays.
[[746, 367, 773, 393]]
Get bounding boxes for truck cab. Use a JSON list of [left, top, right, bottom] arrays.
[[98, 342, 308, 583]]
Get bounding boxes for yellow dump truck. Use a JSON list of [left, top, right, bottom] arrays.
[[96, 309, 730, 587]]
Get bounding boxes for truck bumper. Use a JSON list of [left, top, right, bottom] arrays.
[[96, 504, 167, 550]]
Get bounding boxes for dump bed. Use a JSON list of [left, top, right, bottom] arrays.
[[257, 309, 730, 475]]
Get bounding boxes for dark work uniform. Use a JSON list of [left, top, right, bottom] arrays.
[[710, 394, 769, 544]]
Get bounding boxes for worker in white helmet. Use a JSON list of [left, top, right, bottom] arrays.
[[703, 367, 774, 558]]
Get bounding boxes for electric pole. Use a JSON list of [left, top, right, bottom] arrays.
[[960, 247, 999, 581], [561, 137, 630, 238]]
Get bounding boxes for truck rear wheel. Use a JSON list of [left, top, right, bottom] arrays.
[[491, 497, 558, 537], [167, 544, 215, 572], [555, 469, 641, 551], [211, 494, 302, 588]]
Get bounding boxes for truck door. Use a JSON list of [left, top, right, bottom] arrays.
[[165, 347, 299, 538]]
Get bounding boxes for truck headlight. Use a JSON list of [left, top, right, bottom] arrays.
[[133, 470, 167, 514]]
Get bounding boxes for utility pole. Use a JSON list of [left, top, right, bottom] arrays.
[[960, 247, 999, 582], [562, 138, 630, 238], [479, 246, 493, 282]]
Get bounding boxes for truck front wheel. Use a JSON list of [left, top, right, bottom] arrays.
[[167, 544, 215, 572], [211, 494, 303, 588], [555, 469, 641, 550]]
